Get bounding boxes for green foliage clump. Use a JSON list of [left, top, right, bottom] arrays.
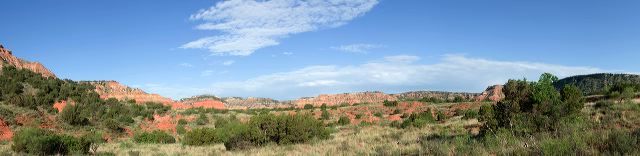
[[479, 73, 585, 134], [338, 116, 351, 125], [462, 110, 478, 120], [182, 128, 219, 146], [12, 128, 94, 155], [60, 104, 89, 126], [383, 100, 398, 107], [436, 111, 447, 121], [196, 113, 209, 125], [304, 104, 314, 109], [401, 110, 435, 128], [225, 114, 330, 150], [132, 130, 175, 144]]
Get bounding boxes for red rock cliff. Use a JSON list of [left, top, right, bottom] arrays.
[[293, 91, 397, 108], [475, 85, 504, 102], [0, 44, 56, 77], [84, 81, 175, 105]]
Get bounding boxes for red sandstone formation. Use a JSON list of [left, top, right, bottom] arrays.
[[222, 97, 289, 109], [85, 81, 175, 105], [192, 100, 225, 109], [476, 85, 505, 102], [294, 91, 397, 107], [0, 118, 13, 141], [0, 44, 56, 77], [181, 95, 226, 110], [53, 101, 68, 112]]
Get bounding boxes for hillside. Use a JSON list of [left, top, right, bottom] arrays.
[[554, 73, 640, 95], [0, 44, 55, 77]]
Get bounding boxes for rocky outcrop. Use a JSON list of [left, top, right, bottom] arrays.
[[180, 95, 225, 109], [222, 97, 290, 109], [84, 81, 174, 105], [0, 44, 56, 77], [293, 91, 397, 108], [394, 91, 480, 101], [475, 85, 504, 102]]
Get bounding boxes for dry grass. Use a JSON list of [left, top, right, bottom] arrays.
[[89, 116, 479, 156]]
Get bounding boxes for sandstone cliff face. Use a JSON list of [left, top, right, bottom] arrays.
[[222, 97, 289, 109], [475, 85, 504, 102], [0, 44, 56, 77], [84, 81, 174, 105], [293, 91, 398, 108], [180, 95, 225, 110], [394, 91, 480, 101]]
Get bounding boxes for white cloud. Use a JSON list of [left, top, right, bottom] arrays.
[[209, 54, 610, 99], [179, 63, 195, 68], [332, 44, 384, 53], [383, 55, 420, 63], [222, 60, 235, 66], [282, 52, 294, 55], [201, 70, 214, 77], [182, 0, 379, 56]]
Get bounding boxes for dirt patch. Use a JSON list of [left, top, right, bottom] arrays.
[[0, 118, 13, 141]]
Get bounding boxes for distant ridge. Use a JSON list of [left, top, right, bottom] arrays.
[[554, 73, 640, 95]]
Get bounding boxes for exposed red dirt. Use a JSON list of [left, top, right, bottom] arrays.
[[0, 118, 13, 141], [53, 100, 68, 113]]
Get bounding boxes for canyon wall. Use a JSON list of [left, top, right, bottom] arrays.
[[84, 81, 175, 105], [0, 44, 56, 78]]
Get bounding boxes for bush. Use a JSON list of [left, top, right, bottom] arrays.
[[178, 119, 188, 125], [355, 114, 363, 119], [321, 109, 330, 120], [602, 130, 638, 155], [338, 116, 351, 125], [12, 128, 93, 155], [383, 100, 398, 107], [221, 114, 330, 150], [462, 110, 478, 120], [401, 110, 435, 128], [304, 104, 314, 109], [182, 128, 219, 146], [133, 130, 175, 144], [196, 113, 208, 125], [436, 111, 447, 121], [374, 112, 383, 118], [60, 104, 89, 126]]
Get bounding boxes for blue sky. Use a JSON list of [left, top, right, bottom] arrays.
[[1, 0, 639, 100]]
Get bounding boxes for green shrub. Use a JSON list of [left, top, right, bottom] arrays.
[[182, 128, 219, 146], [393, 109, 402, 114], [12, 128, 93, 155], [133, 130, 175, 144], [321, 109, 330, 120], [220, 114, 331, 150], [355, 114, 363, 119], [338, 116, 351, 125], [602, 130, 638, 155], [401, 110, 435, 128], [462, 110, 478, 120], [436, 111, 446, 121], [60, 104, 89, 126], [178, 119, 188, 125], [383, 100, 398, 107], [196, 113, 208, 125], [374, 112, 383, 118], [304, 104, 314, 109], [176, 126, 186, 135]]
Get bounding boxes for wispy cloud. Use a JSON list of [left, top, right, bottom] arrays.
[[282, 52, 294, 55], [179, 63, 194, 68], [209, 55, 610, 99], [332, 44, 384, 53], [222, 60, 235, 66], [201, 70, 214, 77], [182, 0, 379, 56]]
